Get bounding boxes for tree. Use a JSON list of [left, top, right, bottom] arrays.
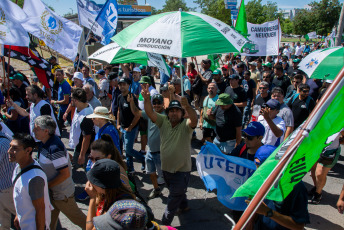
[[282, 18, 293, 34], [246, 0, 283, 24], [308, 0, 341, 35], [194, 0, 232, 25], [161, 0, 193, 12], [293, 9, 313, 35]]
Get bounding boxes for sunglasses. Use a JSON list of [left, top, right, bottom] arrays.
[[88, 155, 101, 162], [153, 101, 163, 105], [259, 87, 268, 89], [243, 134, 256, 141]]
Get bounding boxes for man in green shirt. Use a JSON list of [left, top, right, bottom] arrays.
[[141, 84, 197, 225]]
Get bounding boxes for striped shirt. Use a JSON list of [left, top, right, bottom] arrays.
[[0, 132, 14, 190]]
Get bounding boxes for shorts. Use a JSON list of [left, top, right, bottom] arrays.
[[202, 127, 216, 139], [319, 147, 341, 168], [139, 117, 148, 133], [213, 138, 236, 154], [145, 151, 162, 174]]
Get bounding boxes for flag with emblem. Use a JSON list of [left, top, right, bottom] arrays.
[[96, 0, 119, 45], [22, 0, 82, 60], [4, 45, 54, 88], [0, 0, 30, 46]]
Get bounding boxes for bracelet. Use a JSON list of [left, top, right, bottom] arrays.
[[86, 220, 93, 224]]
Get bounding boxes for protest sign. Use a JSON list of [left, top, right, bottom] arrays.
[[242, 19, 281, 56], [147, 53, 170, 75], [196, 142, 256, 211]]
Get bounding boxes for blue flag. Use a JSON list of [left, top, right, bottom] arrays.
[[95, 0, 119, 45], [196, 142, 256, 211]]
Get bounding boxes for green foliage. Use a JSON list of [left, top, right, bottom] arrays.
[[293, 9, 313, 35], [160, 0, 193, 12], [11, 0, 24, 7], [282, 18, 293, 34], [194, 0, 232, 25], [246, 0, 282, 24]]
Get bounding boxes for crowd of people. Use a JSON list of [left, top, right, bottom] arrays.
[[0, 40, 343, 230]]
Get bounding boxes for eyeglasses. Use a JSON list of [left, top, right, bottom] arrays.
[[152, 101, 163, 105], [88, 155, 101, 162], [292, 81, 301, 84], [262, 76, 270, 79]]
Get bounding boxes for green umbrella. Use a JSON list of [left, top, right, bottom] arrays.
[[298, 46, 344, 80]]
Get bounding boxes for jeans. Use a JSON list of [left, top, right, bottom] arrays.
[[121, 126, 145, 172], [162, 171, 190, 225], [145, 151, 163, 177], [242, 99, 252, 127], [213, 137, 236, 154]]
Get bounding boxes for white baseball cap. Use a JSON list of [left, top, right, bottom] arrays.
[[133, 67, 141, 72], [73, 72, 84, 81]]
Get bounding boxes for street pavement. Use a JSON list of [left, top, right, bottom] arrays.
[[57, 114, 344, 230]]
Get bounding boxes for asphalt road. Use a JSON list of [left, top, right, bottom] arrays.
[[56, 114, 344, 230]]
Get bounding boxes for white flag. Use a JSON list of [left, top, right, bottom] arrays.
[[0, 0, 29, 46], [76, 0, 104, 37], [23, 0, 82, 60]]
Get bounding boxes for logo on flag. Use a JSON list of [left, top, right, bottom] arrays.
[[41, 10, 63, 37], [0, 7, 7, 39], [305, 58, 319, 69]]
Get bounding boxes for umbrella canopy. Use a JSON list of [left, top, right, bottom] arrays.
[[111, 11, 249, 57], [88, 42, 148, 65], [298, 46, 344, 80]]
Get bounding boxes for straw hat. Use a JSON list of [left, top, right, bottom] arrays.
[[86, 106, 113, 120], [65, 67, 75, 76]]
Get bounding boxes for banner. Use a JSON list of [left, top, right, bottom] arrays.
[[234, 75, 344, 201], [305, 31, 317, 41], [0, 0, 29, 46], [96, 0, 119, 45], [76, 0, 103, 37], [147, 52, 169, 75], [23, 0, 82, 60], [242, 19, 281, 56], [196, 142, 256, 211]]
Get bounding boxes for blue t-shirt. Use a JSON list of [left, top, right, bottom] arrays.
[[58, 80, 71, 112], [0, 90, 4, 105], [182, 75, 191, 92], [160, 70, 169, 85], [131, 80, 141, 96], [95, 122, 121, 154]]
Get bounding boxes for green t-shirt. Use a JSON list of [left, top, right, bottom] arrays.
[[202, 95, 218, 129], [155, 113, 194, 173]]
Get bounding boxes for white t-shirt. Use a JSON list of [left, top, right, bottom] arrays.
[[295, 45, 303, 56], [258, 115, 286, 146]]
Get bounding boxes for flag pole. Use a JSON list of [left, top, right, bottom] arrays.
[[6, 46, 11, 98], [234, 66, 344, 230], [77, 23, 96, 72], [180, 58, 184, 97]]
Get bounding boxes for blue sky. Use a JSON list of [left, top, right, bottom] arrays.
[[42, 0, 343, 16]]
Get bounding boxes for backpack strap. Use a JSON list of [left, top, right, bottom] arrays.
[[239, 144, 247, 157], [291, 93, 300, 104], [13, 165, 43, 185]]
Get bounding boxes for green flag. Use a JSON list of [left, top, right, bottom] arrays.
[[235, 0, 248, 38], [233, 77, 344, 201], [305, 31, 317, 41], [207, 54, 221, 72]]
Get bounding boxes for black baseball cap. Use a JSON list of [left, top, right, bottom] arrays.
[[87, 159, 121, 189], [118, 78, 131, 85]]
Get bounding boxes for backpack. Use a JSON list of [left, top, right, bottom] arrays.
[[290, 93, 313, 111], [191, 76, 203, 96]]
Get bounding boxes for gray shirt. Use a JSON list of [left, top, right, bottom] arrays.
[[88, 96, 102, 110], [142, 110, 166, 152], [278, 103, 294, 127], [201, 69, 213, 96]]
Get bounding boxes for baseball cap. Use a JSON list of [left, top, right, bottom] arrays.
[[212, 69, 222, 75], [237, 62, 245, 68], [152, 94, 164, 103], [242, 122, 265, 137], [166, 100, 183, 111], [87, 159, 121, 189], [138, 76, 151, 84], [222, 65, 229, 70], [262, 62, 272, 68], [265, 99, 280, 110], [96, 69, 105, 75], [293, 59, 301, 63], [172, 78, 181, 85], [133, 67, 141, 72], [174, 64, 185, 70], [10, 73, 24, 81], [202, 59, 211, 65], [160, 82, 169, 91], [215, 93, 233, 106], [229, 74, 239, 80], [254, 145, 277, 166], [118, 78, 131, 85], [248, 61, 257, 66], [73, 72, 84, 81], [93, 199, 148, 230], [139, 65, 146, 70]]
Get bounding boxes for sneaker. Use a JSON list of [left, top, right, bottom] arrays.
[[77, 191, 89, 201], [308, 186, 316, 197], [157, 176, 165, 185], [311, 192, 322, 204], [148, 188, 161, 199]]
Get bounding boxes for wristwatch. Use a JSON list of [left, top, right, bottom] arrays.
[[266, 209, 273, 217]]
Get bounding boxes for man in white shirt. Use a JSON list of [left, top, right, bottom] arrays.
[[258, 99, 286, 147], [295, 42, 303, 57]]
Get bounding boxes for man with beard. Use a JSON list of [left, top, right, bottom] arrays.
[[142, 84, 197, 225]]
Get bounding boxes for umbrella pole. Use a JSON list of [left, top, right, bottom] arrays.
[[180, 58, 184, 97]]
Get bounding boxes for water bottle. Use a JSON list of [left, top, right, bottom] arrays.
[[251, 105, 261, 122]]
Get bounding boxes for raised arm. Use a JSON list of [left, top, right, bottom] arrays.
[[180, 96, 198, 129], [142, 84, 157, 123]]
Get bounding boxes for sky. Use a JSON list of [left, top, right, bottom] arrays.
[[42, 0, 344, 17]]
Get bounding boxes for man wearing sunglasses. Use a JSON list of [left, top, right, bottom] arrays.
[[258, 99, 286, 147], [254, 81, 271, 107], [287, 83, 315, 129], [34, 115, 86, 229]]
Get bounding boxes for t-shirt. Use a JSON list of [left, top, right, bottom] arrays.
[[38, 135, 74, 200], [202, 95, 219, 129], [99, 77, 110, 97], [225, 86, 247, 112], [131, 80, 141, 96], [287, 96, 315, 128], [58, 80, 71, 113], [95, 122, 121, 154], [230, 143, 255, 161], [182, 75, 191, 92], [278, 103, 294, 127], [216, 81, 227, 94], [258, 115, 286, 147], [88, 96, 102, 110], [295, 45, 303, 56], [76, 114, 95, 154], [242, 78, 257, 100], [155, 113, 194, 173], [214, 104, 242, 142], [254, 93, 271, 106], [250, 69, 261, 85], [187, 69, 197, 84], [142, 111, 165, 153], [118, 94, 138, 128], [272, 75, 290, 96]]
